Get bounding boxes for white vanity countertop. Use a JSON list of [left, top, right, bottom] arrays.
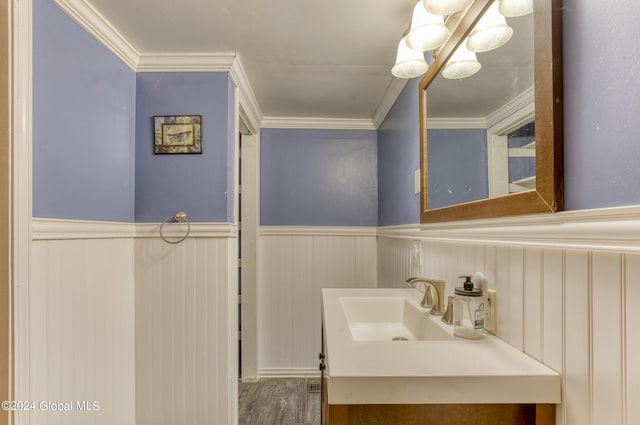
[[322, 288, 561, 405]]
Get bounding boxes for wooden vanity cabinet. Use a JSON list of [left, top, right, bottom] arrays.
[[320, 322, 555, 425]]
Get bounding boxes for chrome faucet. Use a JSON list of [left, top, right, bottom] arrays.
[[405, 277, 446, 316]]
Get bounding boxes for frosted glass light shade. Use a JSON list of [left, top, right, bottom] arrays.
[[442, 40, 481, 79], [466, 2, 513, 52], [405, 2, 450, 51], [423, 0, 473, 16], [498, 0, 533, 17], [392, 37, 429, 79]]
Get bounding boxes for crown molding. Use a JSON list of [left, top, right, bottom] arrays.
[[230, 55, 262, 134], [486, 86, 535, 133], [371, 77, 408, 129], [427, 117, 487, 129], [54, 0, 140, 70], [260, 117, 376, 130], [136, 53, 236, 72]]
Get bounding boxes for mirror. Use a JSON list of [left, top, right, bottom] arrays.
[[419, 0, 563, 223]]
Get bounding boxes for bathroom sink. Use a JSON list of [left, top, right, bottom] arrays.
[[340, 296, 452, 342], [322, 288, 561, 405]]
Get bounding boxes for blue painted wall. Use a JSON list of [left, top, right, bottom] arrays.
[[135, 72, 234, 223], [427, 128, 488, 209], [260, 129, 378, 226], [227, 78, 237, 222], [33, 0, 136, 222], [563, 0, 640, 210], [377, 78, 421, 226]]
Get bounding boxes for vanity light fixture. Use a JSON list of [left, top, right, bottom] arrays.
[[422, 0, 473, 16], [442, 38, 481, 79], [498, 0, 533, 17], [392, 36, 429, 79], [406, 2, 450, 52], [466, 1, 513, 53]]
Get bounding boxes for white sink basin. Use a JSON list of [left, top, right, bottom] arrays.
[[322, 288, 561, 405], [340, 297, 452, 342]]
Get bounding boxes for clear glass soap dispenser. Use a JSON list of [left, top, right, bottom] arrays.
[[453, 275, 484, 339]]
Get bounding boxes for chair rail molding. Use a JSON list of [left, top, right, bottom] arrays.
[[378, 205, 640, 254], [260, 226, 378, 237], [32, 218, 238, 240]]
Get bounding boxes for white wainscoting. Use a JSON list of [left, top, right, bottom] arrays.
[[135, 223, 238, 425], [378, 206, 640, 425], [258, 226, 377, 377], [30, 219, 136, 425], [30, 219, 238, 425]]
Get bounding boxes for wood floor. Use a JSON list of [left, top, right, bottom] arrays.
[[239, 378, 321, 425]]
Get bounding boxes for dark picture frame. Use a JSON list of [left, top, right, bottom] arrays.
[[153, 115, 202, 154]]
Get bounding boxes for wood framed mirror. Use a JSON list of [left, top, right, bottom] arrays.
[[419, 0, 563, 223]]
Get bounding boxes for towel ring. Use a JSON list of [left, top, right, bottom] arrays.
[[160, 211, 191, 244]]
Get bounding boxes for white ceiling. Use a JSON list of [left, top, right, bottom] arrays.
[[84, 0, 417, 120]]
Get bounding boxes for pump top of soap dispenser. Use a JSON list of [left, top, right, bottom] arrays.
[[455, 275, 483, 297]]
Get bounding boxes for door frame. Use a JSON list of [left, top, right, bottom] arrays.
[[9, 0, 33, 423]]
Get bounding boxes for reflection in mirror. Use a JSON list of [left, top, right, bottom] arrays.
[[419, 0, 563, 223], [426, 12, 533, 209]]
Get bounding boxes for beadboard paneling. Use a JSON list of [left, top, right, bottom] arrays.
[[377, 230, 640, 425], [591, 252, 624, 425], [135, 235, 238, 425], [523, 247, 543, 360], [259, 230, 376, 376], [626, 253, 640, 425], [30, 237, 135, 425], [564, 250, 591, 425]]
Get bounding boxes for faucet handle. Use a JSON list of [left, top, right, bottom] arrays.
[[405, 277, 446, 315]]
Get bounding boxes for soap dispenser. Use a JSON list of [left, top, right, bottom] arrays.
[[453, 275, 484, 339]]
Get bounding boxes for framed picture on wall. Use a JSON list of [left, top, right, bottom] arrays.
[[153, 115, 202, 154]]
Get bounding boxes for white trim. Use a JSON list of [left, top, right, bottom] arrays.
[[486, 86, 535, 133], [240, 133, 261, 382], [259, 368, 321, 378], [54, 0, 140, 70], [377, 205, 640, 254], [136, 222, 237, 239], [260, 116, 376, 130], [371, 78, 408, 129], [136, 52, 236, 72], [32, 218, 136, 240], [427, 117, 487, 129], [260, 226, 378, 237], [13, 0, 33, 420], [230, 55, 262, 134], [31, 219, 238, 240]]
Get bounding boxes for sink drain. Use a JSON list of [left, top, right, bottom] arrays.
[[392, 336, 409, 341]]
